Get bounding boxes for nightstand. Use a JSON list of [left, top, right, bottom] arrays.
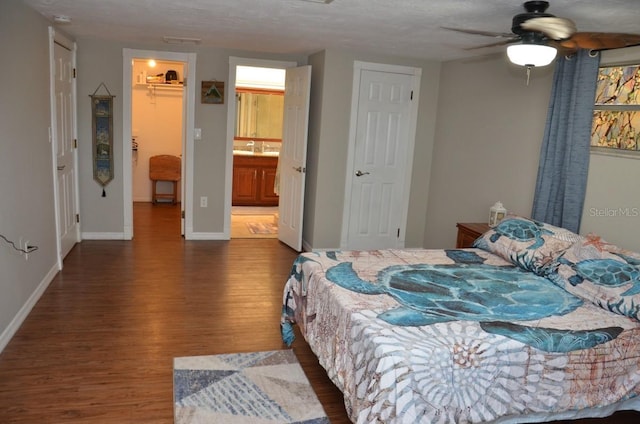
[[456, 223, 490, 248]]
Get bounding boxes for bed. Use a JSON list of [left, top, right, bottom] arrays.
[[281, 216, 640, 423]]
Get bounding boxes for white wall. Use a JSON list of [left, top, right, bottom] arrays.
[[424, 54, 554, 248], [0, 0, 60, 350], [132, 60, 183, 202], [581, 153, 640, 251]]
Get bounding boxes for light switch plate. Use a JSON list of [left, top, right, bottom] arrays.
[[194, 128, 202, 140]]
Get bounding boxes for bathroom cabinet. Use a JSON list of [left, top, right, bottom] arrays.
[[232, 155, 279, 206]]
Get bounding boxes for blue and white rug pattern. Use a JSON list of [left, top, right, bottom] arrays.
[[174, 350, 329, 423]]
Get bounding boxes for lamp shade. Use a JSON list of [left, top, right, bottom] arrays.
[[507, 43, 557, 67]]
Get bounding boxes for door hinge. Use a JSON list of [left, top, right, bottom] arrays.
[[76, 214, 80, 223], [73, 139, 78, 149], [397, 228, 400, 238], [410, 90, 413, 100], [181, 210, 185, 219], [73, 68, 77, 78]]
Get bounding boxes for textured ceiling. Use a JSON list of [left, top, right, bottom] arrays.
[[22, 0, 640, 62]]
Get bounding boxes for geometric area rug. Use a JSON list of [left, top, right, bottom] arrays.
[[174, 350, 329, 423]]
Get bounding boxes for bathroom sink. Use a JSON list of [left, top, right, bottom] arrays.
[[233, 150, 279, 157]]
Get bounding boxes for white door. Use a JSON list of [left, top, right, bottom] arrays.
[[344, 67, 418, 250], [180, 63, 188, 236], [52, 34, 79, 260], [278, 65, 311, 252]]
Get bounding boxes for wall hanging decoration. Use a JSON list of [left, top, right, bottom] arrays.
[[201, 80, 224, 104], [90, 83, 115, 197]]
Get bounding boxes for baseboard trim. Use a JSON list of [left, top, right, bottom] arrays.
[[302, 238, 312, 252], [0, 263, 59, 354], [81, 232, 126, 240], [301, 239, 341, 253], [188, 232, 228, 240]]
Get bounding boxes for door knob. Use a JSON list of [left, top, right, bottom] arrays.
[[355, 170, 370, 177], [57, 165, 66, 171]]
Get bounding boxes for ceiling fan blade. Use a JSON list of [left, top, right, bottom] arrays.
[[520, 17, 577, 40], [464, 38, 521, 51], [560, 32, 640, 50], [441, 26, 514, 39], [547, 40, 579, 57]]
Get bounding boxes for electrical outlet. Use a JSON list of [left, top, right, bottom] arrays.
[[23, 239, 30, 261], [200, 196, 208, 208]]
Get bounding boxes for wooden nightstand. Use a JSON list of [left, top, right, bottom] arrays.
[[456, 222, 491, 248]]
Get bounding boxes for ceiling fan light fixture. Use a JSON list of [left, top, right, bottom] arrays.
[[507, 43, 557, 67]]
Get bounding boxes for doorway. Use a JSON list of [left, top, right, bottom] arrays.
[[122, 49, 197, 240], [131, 59, 184, 211], [231, 66, 285, 239], [225, 58, 296, 240]]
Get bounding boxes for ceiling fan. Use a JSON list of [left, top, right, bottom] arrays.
[[443, 1, 640, 68]]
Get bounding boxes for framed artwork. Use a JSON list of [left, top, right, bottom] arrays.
[[201, 81, 225, 104], [90, 83, 115, 196], [591, 64, 640, 152]]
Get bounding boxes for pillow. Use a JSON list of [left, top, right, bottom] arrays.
[[547, 233, 640, 322], [473, 215, 580, 274]]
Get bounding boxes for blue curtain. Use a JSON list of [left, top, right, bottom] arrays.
[[531, 50, 600, 233]]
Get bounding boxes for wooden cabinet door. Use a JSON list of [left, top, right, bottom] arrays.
[[260, 167, 279, 205], [232, 167, 258, 205]]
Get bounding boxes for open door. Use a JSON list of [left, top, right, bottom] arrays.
[[50, 28, 80, 266], [180, 63, 189, 236], [278, 66, 311, 252]]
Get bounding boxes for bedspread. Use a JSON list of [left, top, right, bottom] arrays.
[[281, 248, 640, 424]]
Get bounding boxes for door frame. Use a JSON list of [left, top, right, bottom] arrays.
[[122, 49, 197, 239], [340, 61, 422, 250], [224, 57, 297, 239], [48, 27, 79, 270]]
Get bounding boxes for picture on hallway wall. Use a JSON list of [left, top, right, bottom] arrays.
[[201, 80, 225, 104]]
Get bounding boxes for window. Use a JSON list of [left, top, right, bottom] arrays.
[[591, 64, 640, 153]]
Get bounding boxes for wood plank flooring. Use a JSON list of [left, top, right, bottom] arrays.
[[0, 202, 638, 423]]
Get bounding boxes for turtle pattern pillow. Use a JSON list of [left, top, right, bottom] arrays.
[[473, 215, 581, 274], [547, 234, 640, 322]]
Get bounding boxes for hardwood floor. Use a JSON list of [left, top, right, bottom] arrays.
[[0, 203, 638, 423], [0, 203, 347, 423]]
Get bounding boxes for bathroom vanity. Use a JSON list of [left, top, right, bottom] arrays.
[[232, 152, 279, 206]]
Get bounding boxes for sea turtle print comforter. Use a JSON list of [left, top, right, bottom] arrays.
[[281, 248, 640, 424]]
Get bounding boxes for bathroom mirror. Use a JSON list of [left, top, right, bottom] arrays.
[[235, 89, 284, 140]]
